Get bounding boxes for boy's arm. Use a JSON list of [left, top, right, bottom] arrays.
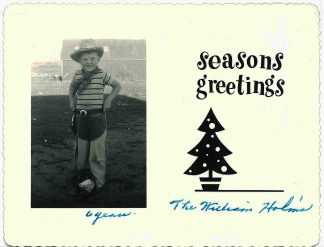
[[69, 79, 77, 111], [104, 78, 122, 110]]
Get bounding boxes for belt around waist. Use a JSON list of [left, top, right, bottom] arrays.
[[75, 108, 103, 116]]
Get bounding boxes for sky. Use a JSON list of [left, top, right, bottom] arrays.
[[32, 39, 63, 62]]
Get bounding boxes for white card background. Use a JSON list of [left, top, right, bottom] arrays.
[[3, 4, 320, 246]]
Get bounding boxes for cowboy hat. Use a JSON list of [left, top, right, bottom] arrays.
[[70, 39, 104, 62]]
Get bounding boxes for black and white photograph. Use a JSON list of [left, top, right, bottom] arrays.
[[31, 39, 146, 208]]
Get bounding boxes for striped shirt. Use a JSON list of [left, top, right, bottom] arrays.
[[71, 68, 112, 110]]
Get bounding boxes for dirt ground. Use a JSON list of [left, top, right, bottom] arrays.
[[31, 95, 146, 208]]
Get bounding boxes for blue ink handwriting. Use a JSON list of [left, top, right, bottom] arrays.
[[86, 210, 134, 225], [169, 196, 313, 214], [258, 195, 313, 213], [200, 201, 253, 212], [169, 199, 197, 210]]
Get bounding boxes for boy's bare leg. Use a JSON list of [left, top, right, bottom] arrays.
[[89, 130, 107, 189]]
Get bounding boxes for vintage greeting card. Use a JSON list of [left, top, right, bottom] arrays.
[[3, 3, 320, 246]]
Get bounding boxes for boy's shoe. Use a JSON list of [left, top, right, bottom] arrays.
[[71, 169, 98, 203], [79, 179, 95, 193]]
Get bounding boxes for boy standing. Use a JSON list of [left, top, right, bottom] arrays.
[[69, 39, 121, 195]]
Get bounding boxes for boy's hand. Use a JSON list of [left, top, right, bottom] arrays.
[[103, 79, 121, 112], [104, 99, 112, 111]]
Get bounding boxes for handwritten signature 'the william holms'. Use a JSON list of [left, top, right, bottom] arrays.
[[169, 196, 313, 213]]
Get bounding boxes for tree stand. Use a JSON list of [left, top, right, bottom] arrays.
[[198, 170, 222, 191]]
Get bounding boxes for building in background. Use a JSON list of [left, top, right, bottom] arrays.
[[61, 39, 146, 100]]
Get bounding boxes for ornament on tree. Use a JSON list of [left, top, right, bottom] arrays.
[[184, 108, 236, 191]]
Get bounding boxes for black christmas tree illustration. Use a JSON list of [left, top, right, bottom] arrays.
[[184, 108, 236, 192]]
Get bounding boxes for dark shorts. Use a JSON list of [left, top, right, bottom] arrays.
[[76, 112, 107, 141]]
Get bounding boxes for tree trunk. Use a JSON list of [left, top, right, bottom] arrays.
[[209, 169, 213, 179]]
